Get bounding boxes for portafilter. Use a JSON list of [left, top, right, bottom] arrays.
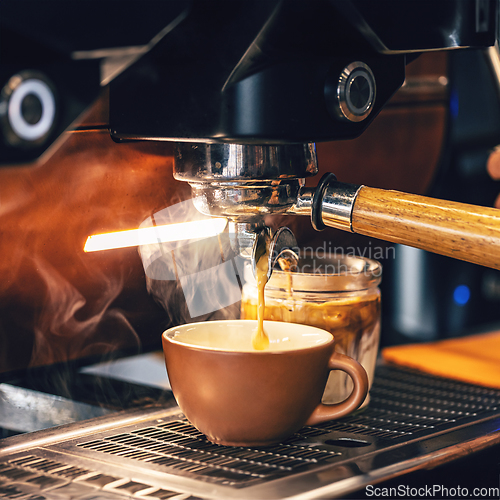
[[174, 142, 500, 275]]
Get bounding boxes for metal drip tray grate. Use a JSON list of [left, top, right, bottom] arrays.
[[1, 365, 500, 499], [313, 366, 500, 440], [76, 420, 341, 487]]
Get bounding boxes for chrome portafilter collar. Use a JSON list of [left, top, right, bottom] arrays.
[[173, 142, 317, 216], [173, 143, 318, 182]]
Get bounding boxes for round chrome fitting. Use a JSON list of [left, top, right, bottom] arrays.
[[336, 62, 376, 122], [0, 71, 57, 148]]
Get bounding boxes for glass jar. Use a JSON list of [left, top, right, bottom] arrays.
[[241, 252, 382, 406]]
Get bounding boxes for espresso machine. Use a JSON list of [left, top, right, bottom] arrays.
[[109, 0, 500, 274], [1, 1, 500, 499], [3, 0, 500, 271]]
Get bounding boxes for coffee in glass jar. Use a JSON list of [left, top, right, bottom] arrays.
[[241, 252, 381, 406]]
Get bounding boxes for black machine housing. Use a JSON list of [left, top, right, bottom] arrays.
[[109, 0, 497, 144], [0, 0, 497, 164]]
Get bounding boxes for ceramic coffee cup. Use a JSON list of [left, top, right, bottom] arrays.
[[162, 319, 369, 447]]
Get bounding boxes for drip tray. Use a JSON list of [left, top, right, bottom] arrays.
[[1, 365, 500, 499]]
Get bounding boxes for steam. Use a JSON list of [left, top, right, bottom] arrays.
[[139, 199, 243, 324], [30, 255, 138, 368], [0, 131, 191, 387]]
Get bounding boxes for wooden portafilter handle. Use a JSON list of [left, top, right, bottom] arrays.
[[311, 173, 500, 271]]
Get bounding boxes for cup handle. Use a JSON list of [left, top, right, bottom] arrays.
[[305, 351, 369, 426]]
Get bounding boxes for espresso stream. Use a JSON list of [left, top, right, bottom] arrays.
[[251, 249, 294, 350], [251, 251, 270, 350]]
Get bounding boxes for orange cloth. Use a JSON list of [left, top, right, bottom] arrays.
[[382, 330, 500, 389]]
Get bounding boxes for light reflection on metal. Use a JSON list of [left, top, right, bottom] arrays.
[[0, 383, 111, 434], [84, 217, 227, 252]]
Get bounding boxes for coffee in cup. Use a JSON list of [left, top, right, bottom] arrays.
[[162, 319, 368, 447]]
